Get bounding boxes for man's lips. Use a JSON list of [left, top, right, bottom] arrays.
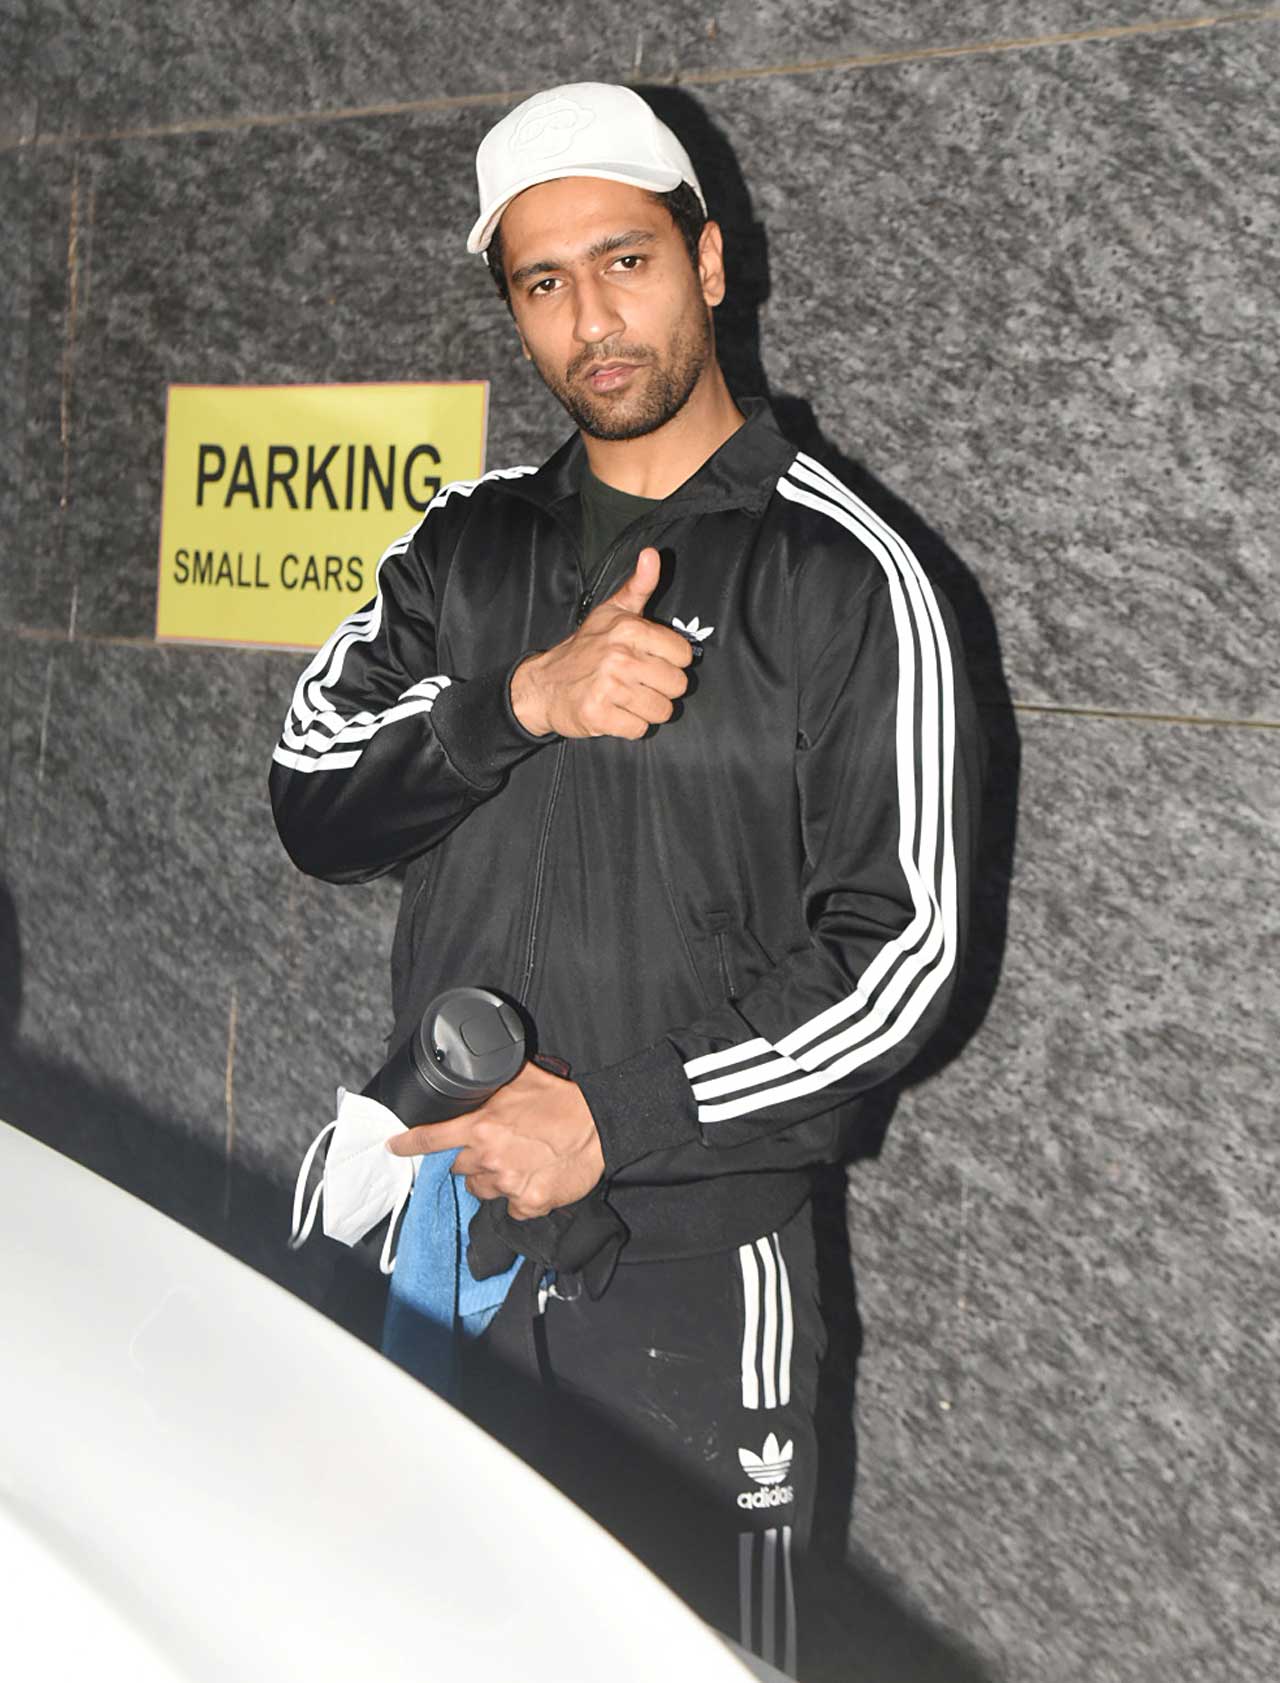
[[584, 361, 643, 391]]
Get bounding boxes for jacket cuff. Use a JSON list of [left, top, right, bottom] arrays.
[[577, 1040, 700, 1176], [429, 658, 552, 790]]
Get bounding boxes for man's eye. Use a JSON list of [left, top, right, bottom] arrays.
[[612, 254, 644, 271], [529, 277, 559, 296]]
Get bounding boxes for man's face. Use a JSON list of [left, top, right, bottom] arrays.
[[496, 177, 724, 441]]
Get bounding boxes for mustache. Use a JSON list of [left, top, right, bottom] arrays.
[[567, 345, 653, 380]]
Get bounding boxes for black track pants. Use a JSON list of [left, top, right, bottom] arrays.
[[461, 1197, 825, 1675]]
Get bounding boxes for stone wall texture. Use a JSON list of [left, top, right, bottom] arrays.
[[2, 7, 1277, 1680]]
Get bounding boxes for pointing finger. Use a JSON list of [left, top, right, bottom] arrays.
[[385, 1117, 474, 1157]]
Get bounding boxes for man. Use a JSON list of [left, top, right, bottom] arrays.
[[270, 82, 980, 1672]]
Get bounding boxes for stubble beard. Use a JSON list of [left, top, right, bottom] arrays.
[[533, 301, 715, 442]]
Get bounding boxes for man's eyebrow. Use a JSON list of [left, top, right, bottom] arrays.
[[509, 228, 657, 288]]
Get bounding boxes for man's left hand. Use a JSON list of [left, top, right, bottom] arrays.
[[384, 1061, 605, 1220]]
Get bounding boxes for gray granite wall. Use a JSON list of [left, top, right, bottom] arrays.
[[2, 7, 1276, 1680]]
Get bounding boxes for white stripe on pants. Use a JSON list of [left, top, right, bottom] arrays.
[[738, 1233, 794, 1411], [738, 1525, 797, 1675]]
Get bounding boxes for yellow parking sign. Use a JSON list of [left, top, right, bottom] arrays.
[[156, 382, 488, 649]]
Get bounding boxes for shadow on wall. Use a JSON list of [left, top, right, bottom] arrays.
[[637, 86, 1020, 1682], [0, 877, 389, 1345]]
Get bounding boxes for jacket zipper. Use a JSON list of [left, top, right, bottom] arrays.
[[516, 738, 567, 1005], [574, 531, 630, 625], [516, 520, 652, 1007], [715, 930, 738, 1001]]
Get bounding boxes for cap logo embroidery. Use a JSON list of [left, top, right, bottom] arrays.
[[509, 96, 595, 159]]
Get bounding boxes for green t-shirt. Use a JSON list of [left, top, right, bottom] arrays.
[[578, 459, 662, 580]]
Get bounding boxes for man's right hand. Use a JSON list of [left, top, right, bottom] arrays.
[[509, 546, 694, 740]]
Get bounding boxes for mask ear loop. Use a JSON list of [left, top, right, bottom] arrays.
[[378, 1155, 421, 1275], [289, 1120, 337, 1251]]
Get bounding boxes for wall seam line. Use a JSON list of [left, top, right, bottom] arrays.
[[0, 625, 1274, 728], [673, 8, 1280, 88], [991, 702, 1279, 730], [5, 8, 1279, 154]]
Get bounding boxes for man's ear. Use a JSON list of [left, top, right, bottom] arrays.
[[697, 220, 728, 309], [516, 326, 533, 362]]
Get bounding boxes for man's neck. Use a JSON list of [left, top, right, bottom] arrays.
[[580, 363, 745, 500]]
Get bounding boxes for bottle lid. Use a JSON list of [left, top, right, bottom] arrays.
[[413, 987, 525, 1100]]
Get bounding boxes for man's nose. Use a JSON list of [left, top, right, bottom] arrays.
[[572, 274, 625, 345]]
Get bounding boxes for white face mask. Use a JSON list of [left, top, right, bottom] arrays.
[[289, 1088, 420, 1275]]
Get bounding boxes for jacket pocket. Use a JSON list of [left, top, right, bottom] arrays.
[[389, 854, 438, 1031], [694, 909, 773, 1006]]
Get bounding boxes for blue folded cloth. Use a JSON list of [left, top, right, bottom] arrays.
[[380, 1146, 522, 1398]]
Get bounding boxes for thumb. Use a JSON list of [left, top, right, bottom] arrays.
[[605, 546, 661, 615]]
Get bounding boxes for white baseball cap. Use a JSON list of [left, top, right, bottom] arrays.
[[467, 82, 706, 257]]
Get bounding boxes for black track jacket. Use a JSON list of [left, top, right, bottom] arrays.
[[269, 397, 983, 1262]]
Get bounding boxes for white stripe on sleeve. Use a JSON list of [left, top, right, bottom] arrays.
[[271, 466, 535, 777], [684, 455, 957, 1124]]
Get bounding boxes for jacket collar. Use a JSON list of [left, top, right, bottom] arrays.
[[493, 395, 796, 521]]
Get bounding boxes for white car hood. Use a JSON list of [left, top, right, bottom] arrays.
[[0, 1120, 762, 1682]]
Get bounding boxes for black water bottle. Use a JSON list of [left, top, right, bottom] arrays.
[[364, 987, 526, 1125]]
